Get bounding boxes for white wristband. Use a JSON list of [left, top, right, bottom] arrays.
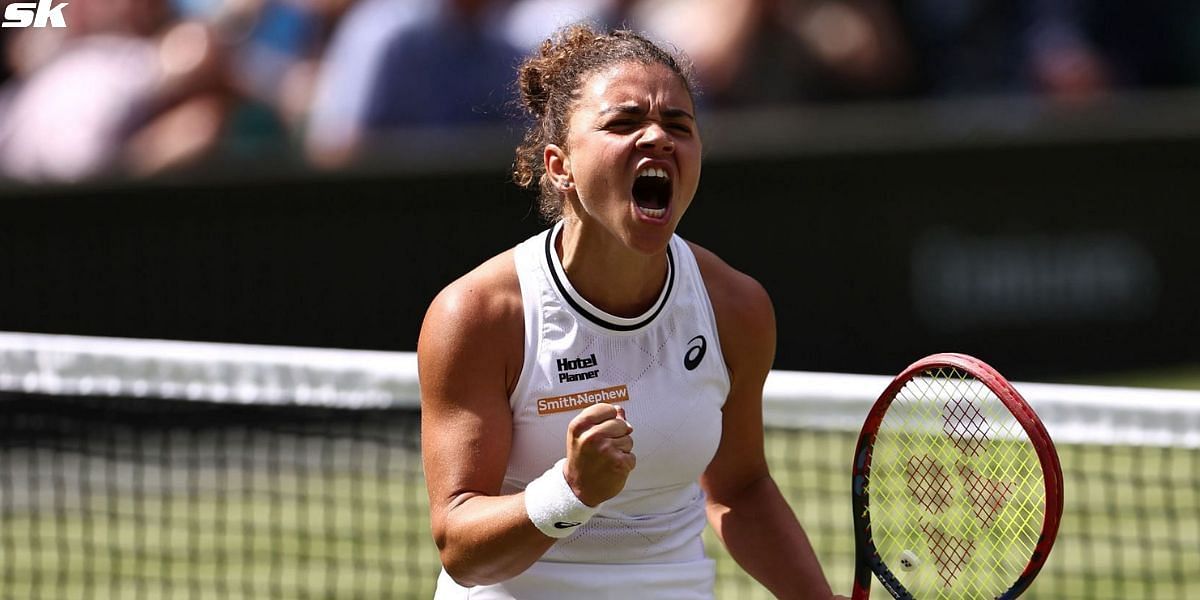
[[524, 458, 600, 538]]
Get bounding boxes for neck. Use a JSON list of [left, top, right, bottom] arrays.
[[556, 219, 670, 318]]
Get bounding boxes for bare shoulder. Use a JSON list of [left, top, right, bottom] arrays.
[[418, 249, 525, 399], [424, 249, 522, 327], [687, 242, 776, 381]]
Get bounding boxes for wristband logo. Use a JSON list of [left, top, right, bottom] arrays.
[[554, 521, 582, 529]]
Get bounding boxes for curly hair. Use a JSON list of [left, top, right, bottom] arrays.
[[512, 25, 696, 222]]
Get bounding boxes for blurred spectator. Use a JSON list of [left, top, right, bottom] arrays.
[[777, 0, 916, 101], [5, 0, 1200, 181], [898, 0, 1112, 102], [304, 0, 912, 167], [304, 0, 434, 167], [302, 0, 518, 166], [221, 0, 350, 131], [501, 0, 779, 105], [360, 0, 520, 126], [0, 0, 239, 181], [171, 0, 345, 146], [632, 0, 913, 105], [508, 0, 912, 106]]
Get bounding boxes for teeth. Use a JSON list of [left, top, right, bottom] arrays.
[[636, 167, 669, 180], [637, 206, 666, 218]]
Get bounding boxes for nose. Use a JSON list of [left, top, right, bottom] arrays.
[[636, 122, 674, 154]]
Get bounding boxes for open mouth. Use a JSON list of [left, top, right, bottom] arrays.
[[632, 167, 672, 219]]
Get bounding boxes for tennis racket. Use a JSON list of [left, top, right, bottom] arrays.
[[850, 353, 1063, 599]]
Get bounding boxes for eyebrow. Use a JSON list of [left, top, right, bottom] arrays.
[[599, 104, 696, 121]]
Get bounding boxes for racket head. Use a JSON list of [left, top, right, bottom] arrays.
[[850, 353, 1063, 599]]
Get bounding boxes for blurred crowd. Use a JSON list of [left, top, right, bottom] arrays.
[[0, 0, 1198, 182]]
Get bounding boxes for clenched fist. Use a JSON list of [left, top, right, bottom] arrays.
[[563, 403, 635, 507]]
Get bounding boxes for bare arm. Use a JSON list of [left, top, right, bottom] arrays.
[[419, 253, 636, 587], [695, 245, 841, 599], [419, 255, 553, 586]]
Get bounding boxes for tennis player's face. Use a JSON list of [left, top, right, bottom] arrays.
[[561, 61, 701, 255]]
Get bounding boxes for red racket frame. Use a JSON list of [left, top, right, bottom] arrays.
[[850, 353, 1064, 599]]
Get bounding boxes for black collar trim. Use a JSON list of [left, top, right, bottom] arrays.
[[543, 224, 675, 332]]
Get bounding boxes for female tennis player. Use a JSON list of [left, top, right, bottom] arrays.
[[419, 25, 845, 599]]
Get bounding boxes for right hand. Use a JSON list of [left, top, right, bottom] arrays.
[[564, 403, 635, 507]]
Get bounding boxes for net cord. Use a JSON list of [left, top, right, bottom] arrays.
[[2, 332, 1198, 446]]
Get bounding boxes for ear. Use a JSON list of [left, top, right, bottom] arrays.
[[544, 144, 571, 190]]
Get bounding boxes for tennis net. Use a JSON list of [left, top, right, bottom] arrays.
[[1, 332, 1197, 599]]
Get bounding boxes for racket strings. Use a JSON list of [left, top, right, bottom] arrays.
[[869, 367, 1046, 599]]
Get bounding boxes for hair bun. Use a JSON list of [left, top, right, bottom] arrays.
[[518, 58, 551, 119]]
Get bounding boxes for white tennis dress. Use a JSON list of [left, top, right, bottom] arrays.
[[433, 222, 732, 599]]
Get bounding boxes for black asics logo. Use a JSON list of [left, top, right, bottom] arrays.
[[684, 335, 706, 371]]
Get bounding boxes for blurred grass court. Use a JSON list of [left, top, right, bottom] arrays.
[[0, 333, 1197, 599]]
